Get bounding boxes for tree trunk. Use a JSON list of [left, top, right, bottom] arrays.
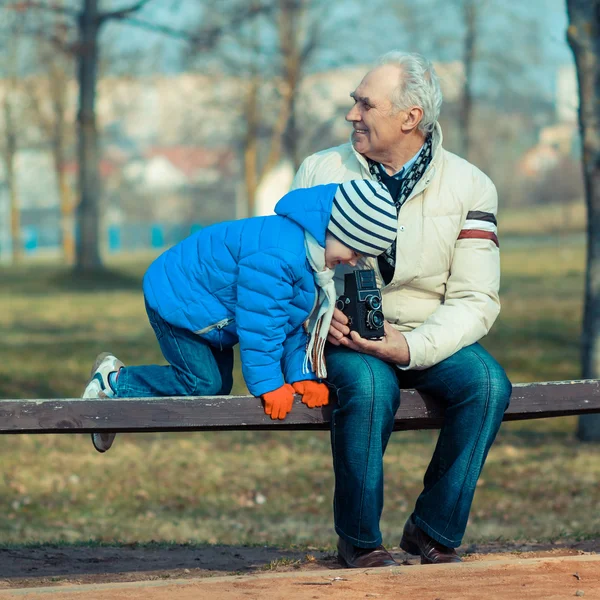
[[8, 161, 20, 264], [75, 0, 103, 271], [280, 0, 301, 171], [58, 154, 76, 265], [52, 73, 74, 264], [53, 115, 75, 265], [50, 17, 75, 265], [243, 78, 260, 218], [241, 0, 313, 216], [2, 95, 21, 264], [458, 0, 476, 161], [567, 0, 600, 441]]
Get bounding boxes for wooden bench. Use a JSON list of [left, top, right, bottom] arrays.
[[1, 380, 600, 434]]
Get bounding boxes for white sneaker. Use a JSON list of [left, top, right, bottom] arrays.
[[83, 352, 124, 453]]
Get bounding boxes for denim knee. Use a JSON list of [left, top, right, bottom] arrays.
[[198, 377, 223, 396], [463, 355, 512, 419], [175, 367, 222, 396], [326, 348, 400, 418]]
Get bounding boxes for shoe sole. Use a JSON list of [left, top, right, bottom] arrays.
[[337, 545, 397, 569], [84, 352, 117, 454], [400, 536, 461, 565]]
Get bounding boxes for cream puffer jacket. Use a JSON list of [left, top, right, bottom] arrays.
[[291, 123, 500, 370]]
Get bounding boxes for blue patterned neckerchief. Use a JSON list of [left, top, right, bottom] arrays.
[[367, 135, 434, 282]]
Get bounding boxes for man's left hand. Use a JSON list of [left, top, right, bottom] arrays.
[[339, 321, 411, 365]]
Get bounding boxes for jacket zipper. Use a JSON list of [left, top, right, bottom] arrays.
[[369, 164, 436, 289], [194, 317, 233, 351], [405, 164, 435, 203], [194, 317, 234, 336]]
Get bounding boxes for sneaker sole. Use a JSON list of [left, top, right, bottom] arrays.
[[85, 352, 117, 454]]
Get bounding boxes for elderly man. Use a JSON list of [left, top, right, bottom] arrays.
[[291, 51, 512, 568]]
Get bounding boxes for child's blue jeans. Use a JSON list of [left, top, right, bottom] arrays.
[[114, 302, 234, 397]]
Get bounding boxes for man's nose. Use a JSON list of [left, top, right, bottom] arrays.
[[346, 104, 360, 122]]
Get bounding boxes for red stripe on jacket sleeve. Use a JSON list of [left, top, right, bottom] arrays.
[[457, 229, 499, 247]]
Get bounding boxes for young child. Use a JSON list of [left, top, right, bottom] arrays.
[[84, 180, 397, 452]]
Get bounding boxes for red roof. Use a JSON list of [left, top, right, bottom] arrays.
[[61, 160, 119, 179], [144, 146, 234, 178]]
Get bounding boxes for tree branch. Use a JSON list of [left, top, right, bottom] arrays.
[[120, 2, 273, 48], [97, 0, 153, 23], [106, 14, 199, 41]]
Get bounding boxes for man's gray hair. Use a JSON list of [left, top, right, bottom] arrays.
[[377, 51, 443, 134]]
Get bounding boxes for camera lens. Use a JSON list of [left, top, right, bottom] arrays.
[[365, 295, 382, 310], [367, 309, 384, 329], [336, 298, 346, 311]]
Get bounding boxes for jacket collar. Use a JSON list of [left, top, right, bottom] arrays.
[[350, 122, 443, 200]]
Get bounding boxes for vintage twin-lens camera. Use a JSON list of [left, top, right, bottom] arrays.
[[336, 269, 385, 339]]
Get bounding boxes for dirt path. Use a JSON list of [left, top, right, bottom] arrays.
[[1, 539, 599, 589], [0, 554, 598, 600]]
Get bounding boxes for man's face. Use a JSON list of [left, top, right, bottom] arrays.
[[346, 65, 406, 161]]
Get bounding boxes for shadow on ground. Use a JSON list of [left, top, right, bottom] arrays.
[[0, 539, 598, 589], [1, 266, 142, 296]]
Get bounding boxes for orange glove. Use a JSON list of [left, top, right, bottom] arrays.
[[292, 380, 329, 408], [261, 383, 295, 420]]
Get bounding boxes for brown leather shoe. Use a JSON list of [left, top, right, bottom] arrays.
[[337, 536, 397, 568], [400, 516, 462, 564]]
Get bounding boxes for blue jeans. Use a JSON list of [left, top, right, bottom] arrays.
[[325, 342, 512, 549], [114, 303, 234, 397]]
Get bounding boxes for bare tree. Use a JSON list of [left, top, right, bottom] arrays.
[[0, 11, 26, 264], [6, 0, 269, 271], [457, 0, 476, 160], [237, 0, 323, 215], [206, 0, 342, 216], [22, 12, 75, 263], [1, 87, 21, 263], [391, 0, 543, 161], [566, 0, 600, 442]]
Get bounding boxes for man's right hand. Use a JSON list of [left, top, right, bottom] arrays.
[[327, 307, 351, 346]]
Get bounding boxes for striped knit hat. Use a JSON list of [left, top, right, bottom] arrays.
[[328, 180, 397, 257]]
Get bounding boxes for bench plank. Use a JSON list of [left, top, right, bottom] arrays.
[[1, 380, 599, 434]]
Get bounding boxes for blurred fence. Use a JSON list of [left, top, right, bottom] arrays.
[[0, 215, 203, 259], [106, 223, 203, 253]]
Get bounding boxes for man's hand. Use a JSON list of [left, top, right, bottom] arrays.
[[327, 307, 351, 345], [338, 321, 411, 365]]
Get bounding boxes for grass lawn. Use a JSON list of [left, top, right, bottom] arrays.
[[0, 230, 599, 550]]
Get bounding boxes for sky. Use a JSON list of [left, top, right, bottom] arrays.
[[0, 0, 576, 103], [104, 0, 572, 70]]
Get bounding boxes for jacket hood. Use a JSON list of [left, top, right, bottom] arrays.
[[274, 183, 338, 247]]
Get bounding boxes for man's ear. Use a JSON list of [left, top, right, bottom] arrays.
[[401, 107, 424, 133]]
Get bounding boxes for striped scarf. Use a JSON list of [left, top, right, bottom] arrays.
[[369, 134, 433, 273], [302, 232, 336, 379]]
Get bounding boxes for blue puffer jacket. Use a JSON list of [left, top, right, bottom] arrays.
[[143, 183, 339, 397]]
